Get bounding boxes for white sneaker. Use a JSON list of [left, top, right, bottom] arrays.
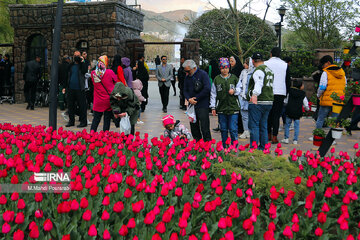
[[293, 140, 298, 145], [289, 126, 294, 131], [87, 120, 92, 125], [308, 137, 313, 141], [62, 112, 69, 122], [239, 130, 250, 139], [278, 127, 283, 131], [332, 141, 336, 145], [137, 120, 144, 124], [281, 138, 289, 144]]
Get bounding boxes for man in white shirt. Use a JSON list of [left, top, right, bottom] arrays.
[[264, 47, 290, 144]]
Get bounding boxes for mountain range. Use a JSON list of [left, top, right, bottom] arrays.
[[142, 9, 197, 39], [141, 9, 280, 40]]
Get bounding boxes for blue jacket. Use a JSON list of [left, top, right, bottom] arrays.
[[184, 68, 211, 109]]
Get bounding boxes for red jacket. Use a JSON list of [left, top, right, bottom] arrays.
[[116, 66, 127, 86], [91, 69, 117, 112]]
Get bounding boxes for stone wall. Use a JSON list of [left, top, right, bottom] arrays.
[[9, 0, 143, 102]]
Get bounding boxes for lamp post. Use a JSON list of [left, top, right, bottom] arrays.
[[276, 5, 288, 50]]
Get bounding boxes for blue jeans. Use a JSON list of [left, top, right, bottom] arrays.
[[248, 104, 272, 150], [316, 106, 339, 129], [241, 110, 249, 131], [218, 113, 238, 148], [284, 117, 300, 141]]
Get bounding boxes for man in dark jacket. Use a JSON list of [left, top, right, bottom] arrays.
[[155, 55, 161, 67], [63, 51, 88, 128], [183, 59, 212, 142], [178, 57, 186, 110], [23, 56, 41, 110]]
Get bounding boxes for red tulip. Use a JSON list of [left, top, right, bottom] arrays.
[[291, 213, 299, 223], [80, 197, 88, 208], [82, 209, 92, 221], [114, 201, 124, 213], [13, 229, 24, 240], [224, 231, 234, 240], [43, 219, 53, 232], [2, 222, 10, 234], [103, 229, 111, 240], [0, 195, 7, 205], [178, 217, 188, 229], [156, 221, 166, 234], [291, 223, 299, 233], [144, 211, 156, 225], [127, 218, 136, 229], [3, 210, 14, 222], [35, 209, 43, 219], [175, 187, 183, 196], [29, 225, 39, 239], [88, 224, 97, 237], [119, 225, 128, 236], [15, 212, 24, 224], [282, 226, 293, 239], [132, 200, 144, 213], [152, 233, 162, 240], [17, 199, 26, 209], [321, 202, 330, 212], [315, 227, 323, 236], [218, 218, 227, 229], [201, 232, 211, 240], [101, 210, 110, 221], [170, 232, 179, 240], [242, 219, 253, 230]]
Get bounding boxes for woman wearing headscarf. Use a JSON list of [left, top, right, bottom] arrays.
[[135, 60, 149, 112], [90, 56, 117, 132], [111, 54, 127, 86], [238, 57, 254, 139], [229, 55, 244, 78], [208, 59, 222, 132], [230, 55, 245, 134], [210, 58, 241, 148]]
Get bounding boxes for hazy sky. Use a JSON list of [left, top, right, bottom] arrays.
[[136, 0, 284, 23]]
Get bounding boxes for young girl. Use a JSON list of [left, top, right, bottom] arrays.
[[132, 79, 146, 124], [281, 80, 309, 144], [162, 115, 192, 140]]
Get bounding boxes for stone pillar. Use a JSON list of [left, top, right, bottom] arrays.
[[125, 39, 145, 66], [314, 49, 336, 65], [181, 38, 200, 65]]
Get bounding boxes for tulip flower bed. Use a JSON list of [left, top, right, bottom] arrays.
[[0, 123, 359, 240]]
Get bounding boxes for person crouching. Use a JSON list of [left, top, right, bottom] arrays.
[[163, 115, 192, 141]]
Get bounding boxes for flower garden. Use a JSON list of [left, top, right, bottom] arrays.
[[0, 123, 359, 239]]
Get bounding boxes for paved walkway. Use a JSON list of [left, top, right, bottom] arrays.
[[0, 81, 359, 156]]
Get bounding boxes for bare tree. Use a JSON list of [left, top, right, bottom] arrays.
[[187, 0, 273, 62]]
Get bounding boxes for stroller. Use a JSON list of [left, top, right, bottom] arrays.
[[35, 79, 50, 107], [0, 66, 15, 104]]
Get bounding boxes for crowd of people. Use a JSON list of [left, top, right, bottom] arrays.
[[21, 47, 350, 149], [176, 47, 346, 150]]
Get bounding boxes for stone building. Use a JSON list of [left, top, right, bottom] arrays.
[[9, 0, 144, 102]]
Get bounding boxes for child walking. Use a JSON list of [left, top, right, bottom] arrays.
[[132, 79, 146, 124], [162, 115, 192, 140], [281, 80, 309, 144]]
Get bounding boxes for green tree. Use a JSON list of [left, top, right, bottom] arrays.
[[0, 0, 54, 43], [187, 8, 277, 62], [282, 31, 306, 50], [282, 0, 359, 49], [141, 34, 175, 62]]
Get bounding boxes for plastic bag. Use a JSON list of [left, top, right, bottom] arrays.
[[120, 113, 131, 135], [186, 104, 196, 123]]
